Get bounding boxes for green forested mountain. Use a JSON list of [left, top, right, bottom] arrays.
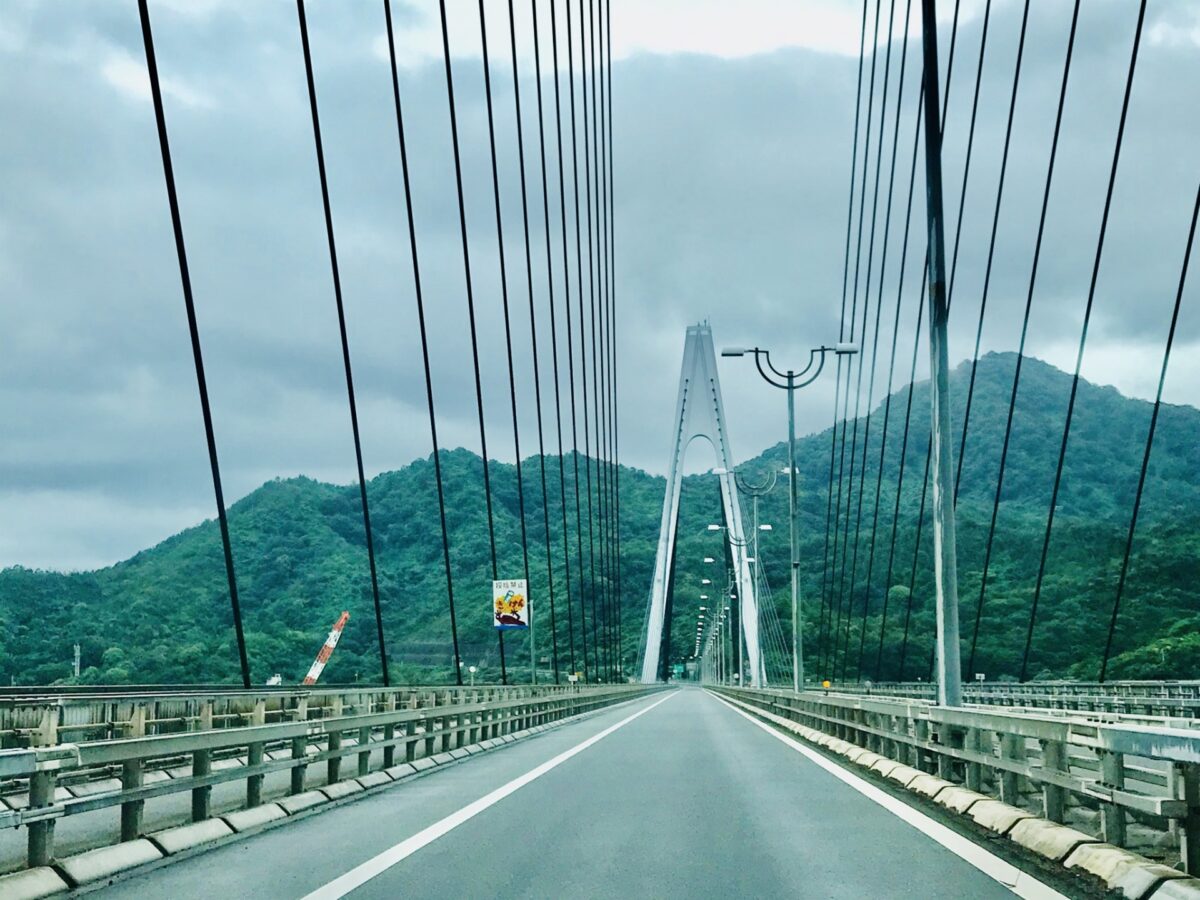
[[1, 351, 1196, 686]]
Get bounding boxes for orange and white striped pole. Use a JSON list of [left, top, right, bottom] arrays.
[[303, 611, 350, 685]]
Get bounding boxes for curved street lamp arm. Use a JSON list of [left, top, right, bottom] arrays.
[[750, 350, 791, 389]]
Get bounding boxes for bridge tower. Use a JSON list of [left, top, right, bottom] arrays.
[[641, 324, 762, 686]]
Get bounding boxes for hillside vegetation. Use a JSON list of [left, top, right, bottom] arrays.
[[1, 352, 1196, 686]]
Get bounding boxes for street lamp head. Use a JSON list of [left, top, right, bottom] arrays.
[[721, 347, 748, 357], [759, 524, 773, 531], [703, 557, 716, 563], [701, 578, 712, 585], [706, 524, 722, 531], [835, 341, 860, 355]]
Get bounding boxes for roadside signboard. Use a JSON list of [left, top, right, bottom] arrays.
[[492, 579, 530, 631]]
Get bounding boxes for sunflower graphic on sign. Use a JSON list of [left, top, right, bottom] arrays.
[[493, 579, 530, 630]]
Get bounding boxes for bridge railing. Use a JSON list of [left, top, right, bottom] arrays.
[[823, 680, 1200, 718], [714, 685, 1200, 875], [0, 683, 654, 874]]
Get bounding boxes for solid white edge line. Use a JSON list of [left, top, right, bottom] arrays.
[[706, 691, 1071, 900], [302, 690, 678, 900]]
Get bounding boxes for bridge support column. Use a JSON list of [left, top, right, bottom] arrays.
[[640, 325, 762, 687]]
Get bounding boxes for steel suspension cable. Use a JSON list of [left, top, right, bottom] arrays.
[[966, 0, 1081, 677], [829, 0, 884, 678], [1021, 0, 1147, 682], [568, 0, 601, 679], [952, 0, 1030, 504], [506, 0, 561, 683], [869, 71, 924, 681], [478, 0, 536, 682], [1099, 184, 1199, 681], [438, 0, 507, 683], [850, 0, 915, 679], [605, 0, 623, 678], [137, 0, 251, 688], [816, 0, 869, 675], [382, 0, 462, 683], [296, 0, 390, 685], [550, 0, 590, 681], [531, 0, 577, 678], [837, 0, 901, 680]]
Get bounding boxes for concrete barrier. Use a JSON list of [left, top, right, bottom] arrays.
[[0, 867, 70, 899], [278, 790, 328, 815], [221, 803, 288, 832], [969, 800, 1032, 836], [56, 839, 163, 887], [356, 771, 393, 789], [149, 819, 234, 855], [1152, 878, 1200, 899], [1112, 863, 1189, 900], [1009, 819, 1098, 863], [320, 781, 364, 801], [935, 786, 988, 815]]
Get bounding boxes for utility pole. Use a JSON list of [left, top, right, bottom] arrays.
[[920, 0, 963, 707]]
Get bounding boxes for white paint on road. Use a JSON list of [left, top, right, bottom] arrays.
[[708, 691, 1070, 900], [302, 691, 678, 900]]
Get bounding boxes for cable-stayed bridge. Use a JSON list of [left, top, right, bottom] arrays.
[[2, 0, 1199, 897]]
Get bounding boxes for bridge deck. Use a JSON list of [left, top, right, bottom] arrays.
[[94, 689, 1024, 899]]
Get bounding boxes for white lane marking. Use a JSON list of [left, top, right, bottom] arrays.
[[302, 691, 678, 900], [707, 691, 1070, 900]]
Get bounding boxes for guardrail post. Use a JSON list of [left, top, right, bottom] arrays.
[[192, 701, 213, 822], [327, 695, 344, 785], [120, 704, 147, 840], [247, 698, 266, 808], [405, 695, 418, 762], [964, 727, 983, 792], [383, 693, 397, 768], [1099, 750, 1126, 847], [936, 727, 957, 781], [913, 720, 933, 774], [1180, 763, 1200, 875], [357, 726, 371, 777], [1039, 738, 1066, 824], [423, 693, 437, 758], [290, 698, 309, 795], [999, 733, 1024, 804], [27, 706, 58, 868]]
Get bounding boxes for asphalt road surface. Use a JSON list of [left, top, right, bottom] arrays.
[[97, 687, 1023, 899]]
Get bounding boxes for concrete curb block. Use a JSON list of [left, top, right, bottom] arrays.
[[430, 752, 455, 765], [384, 763, 417, 780], [1065, 843, 1148, 886], [410, 758, 437, 772], [0, 866, 71, 899], [449, 748, 470, 760], [277, 790, 328, 815], [936, 786, 988, 815], [909, 773, 953, 799], [1008, 818, 1099, 863], [869, 758, 904, 778], [969, 800, 1033, 836], [356, 771, 393, 789], [320, 780, 364, 801], [55, 839, 163, 887], [463, 744, 485, 755], [884, 764, 924, 788], [221, 803, 288, 832], [148, 819, 234, 856], [1115, 863, 1189, 900], [1150, 878, 1200, 899]]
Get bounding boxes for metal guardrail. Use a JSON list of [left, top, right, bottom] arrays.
[[826, 680, 1200, 718], [715, 685, 1200, 874], [0, 683, 656, 872]]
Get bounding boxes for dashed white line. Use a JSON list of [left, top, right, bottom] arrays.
[[302, 690, 677, 900]]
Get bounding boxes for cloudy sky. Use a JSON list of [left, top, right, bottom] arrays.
[[2, 0, 1198, 571]]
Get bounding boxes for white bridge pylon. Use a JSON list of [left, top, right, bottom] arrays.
[[640, 324, 762, 686]]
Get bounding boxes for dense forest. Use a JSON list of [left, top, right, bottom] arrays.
[[1, 352, 1196, 686]]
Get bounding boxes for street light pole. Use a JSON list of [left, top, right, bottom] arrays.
[[722, 343, 855, 694]]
